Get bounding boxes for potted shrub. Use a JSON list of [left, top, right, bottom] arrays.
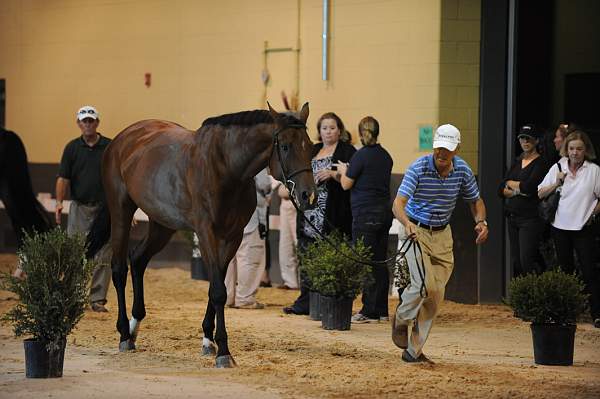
[[299, 232, 371, 330], [1, 228, 93, 378], [507, 269, 588, 366], [308, 290, 322, 321]]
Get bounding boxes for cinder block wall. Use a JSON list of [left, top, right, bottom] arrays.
[[0, 0, 480, 172], [439, 0, 481, 170]]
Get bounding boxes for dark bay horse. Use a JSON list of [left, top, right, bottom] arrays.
[[0, 128, 53, 246], [88, 103, 315, 367]]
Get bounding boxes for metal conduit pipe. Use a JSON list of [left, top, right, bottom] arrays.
[[322, 0, 329, 81]]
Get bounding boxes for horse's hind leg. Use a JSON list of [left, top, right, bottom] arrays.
[[129, 220, 175, 343], [104, 176, 137, 351]]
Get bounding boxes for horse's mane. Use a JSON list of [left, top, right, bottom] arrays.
[[0, 128, 54, 246], [200, 110, 304, 129]]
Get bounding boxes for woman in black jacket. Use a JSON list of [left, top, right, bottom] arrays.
[[283, 112, 356, 315], [499, 124, 550, 276]]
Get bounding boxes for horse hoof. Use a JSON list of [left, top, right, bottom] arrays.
[[119, 339, 136, 352], [215, 355, 237, 368], [201, 344, 216, 356], [201, 337, 216, 356]]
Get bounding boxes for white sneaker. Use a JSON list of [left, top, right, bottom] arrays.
[[351, 313, 378, 323]]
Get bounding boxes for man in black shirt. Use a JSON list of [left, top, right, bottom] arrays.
[[55, 105, 112, 312]]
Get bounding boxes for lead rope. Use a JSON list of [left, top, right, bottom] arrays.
[[395, 237, 428, 299], [413, 240, 428, 298], [285, 182, 402, 267]]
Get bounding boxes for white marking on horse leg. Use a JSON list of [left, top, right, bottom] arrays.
[[129, 317, 141, 341], [202, 337, 213, 347]]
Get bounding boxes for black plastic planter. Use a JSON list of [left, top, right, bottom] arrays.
[[530, 323, 576, 366], [191, 257, 209, 281], [320, 296, 353, 330], [24, 338, 66, 378], [309, 291, 322, 321]]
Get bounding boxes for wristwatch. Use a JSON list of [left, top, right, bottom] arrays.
[[476, 219, 488, 227]]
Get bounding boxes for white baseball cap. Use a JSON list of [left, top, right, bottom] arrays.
[[77, 105, 99, 121], [433, 124, 461, 151]]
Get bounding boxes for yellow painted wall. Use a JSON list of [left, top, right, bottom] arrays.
[[0, 0, 480, 172]]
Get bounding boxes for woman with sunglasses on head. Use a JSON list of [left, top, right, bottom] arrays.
[[499, 124, 550, 277], [538, 130, 600, 328], [544, 123, 580, 164], [283, 112, 356, 315]]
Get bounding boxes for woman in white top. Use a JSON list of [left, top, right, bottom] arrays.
[[538, 130, 600, 328]]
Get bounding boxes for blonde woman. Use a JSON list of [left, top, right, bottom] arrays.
[[545, 122, 583, 164], [538, 130, 600, 328]]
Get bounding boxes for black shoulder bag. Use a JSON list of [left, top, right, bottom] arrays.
[[538, 162, 562, 223]]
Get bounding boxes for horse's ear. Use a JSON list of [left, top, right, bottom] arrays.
[[267, 102, 280, 121], [299, 102, 309, 123]]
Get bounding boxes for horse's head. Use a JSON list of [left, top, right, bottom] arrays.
[[268, 102, 317, 211]]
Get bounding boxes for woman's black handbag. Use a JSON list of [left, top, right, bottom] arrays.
[[538, 163, 562, 223]]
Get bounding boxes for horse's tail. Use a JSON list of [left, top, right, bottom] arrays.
[[86, 202, 111, 259], [0, 128, 54, 246]]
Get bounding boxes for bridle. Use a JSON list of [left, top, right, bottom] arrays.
[[271, 122, 312, 201]]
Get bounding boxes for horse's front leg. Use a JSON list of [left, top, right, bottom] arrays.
[[197, 230, 241, 368], [201, 299, 217, 356], [211, 270, 236, 368]]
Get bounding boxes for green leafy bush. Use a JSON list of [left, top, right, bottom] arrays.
[[179, 230, 195, 249], [507, 269, 588, 325], [299, 231, 372, 299], [1, 228, 93, 351]]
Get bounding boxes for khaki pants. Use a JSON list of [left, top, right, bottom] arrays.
[[278, 199, 298, 289], [225, 228, 265, 307], [67, 201, 112, 305], [396, 225, 454, 358]]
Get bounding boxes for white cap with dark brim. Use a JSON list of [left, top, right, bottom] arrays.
[[77, 105, 99, 121]]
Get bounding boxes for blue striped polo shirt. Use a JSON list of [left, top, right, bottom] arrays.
[[397, 154, 480, 226]]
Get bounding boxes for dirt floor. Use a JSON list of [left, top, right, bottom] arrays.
[[1, 253, 599, 399]]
